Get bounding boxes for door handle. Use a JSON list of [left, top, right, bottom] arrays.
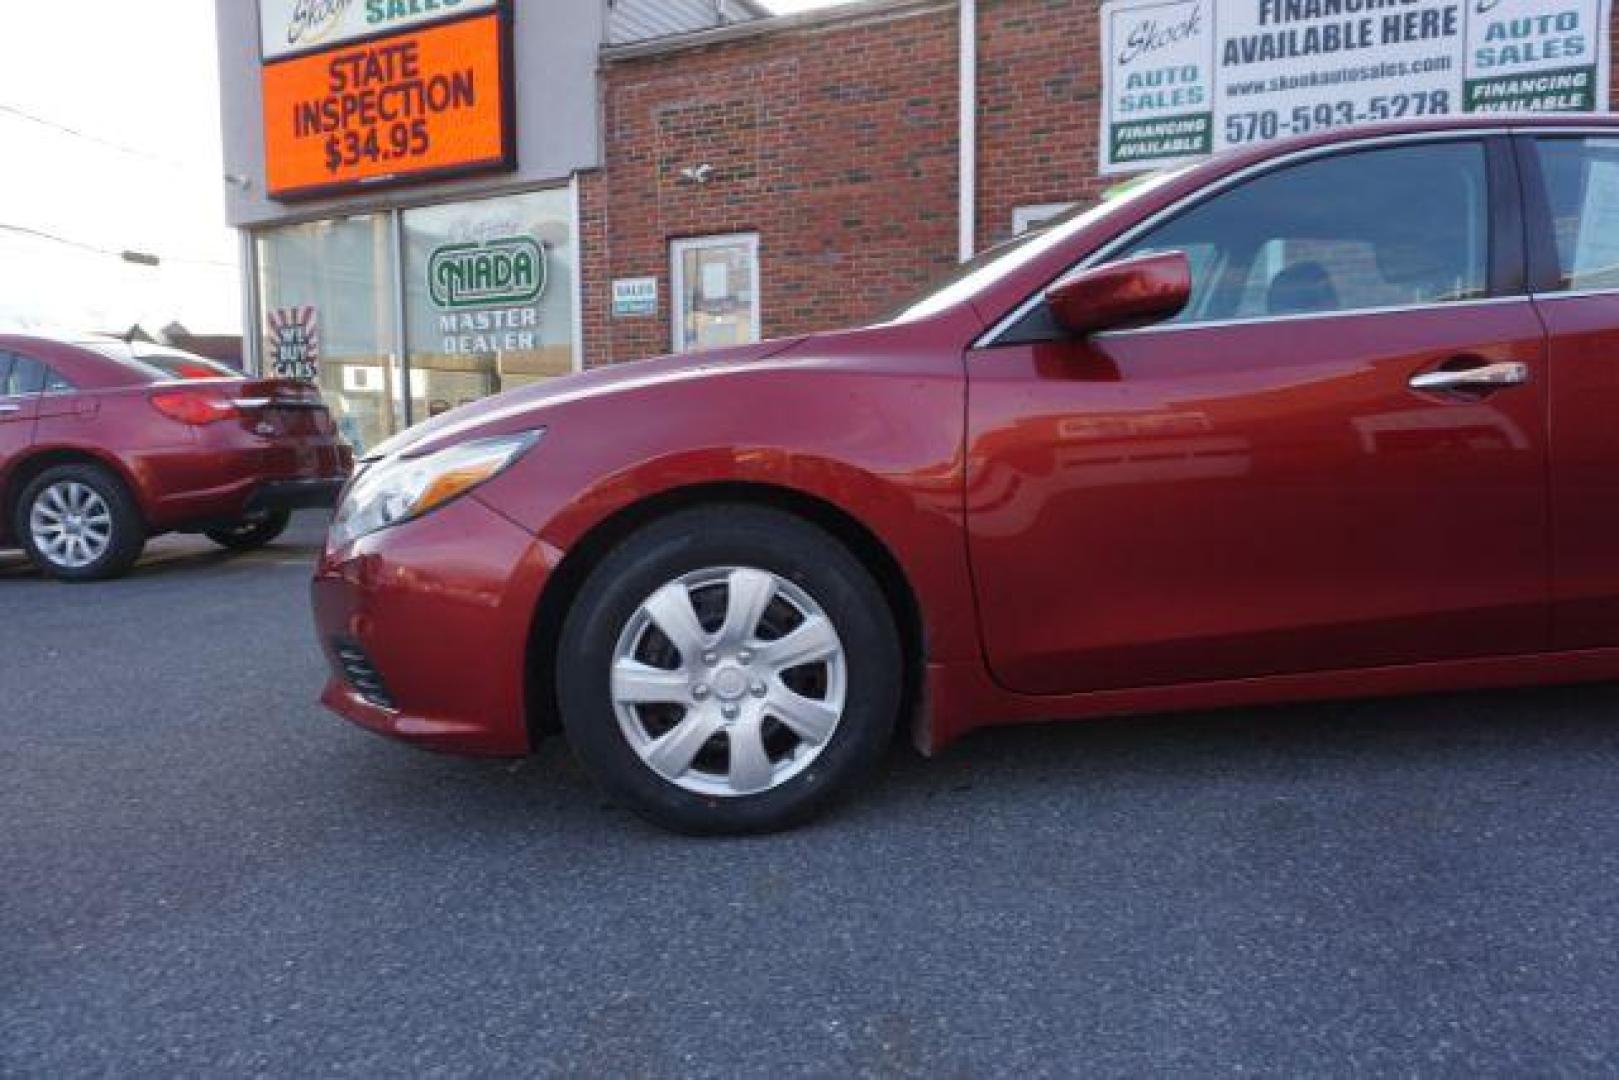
[[0, 402, 21, 415], [1409, 362, 1529, 393]]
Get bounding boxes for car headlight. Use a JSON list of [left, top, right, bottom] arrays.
[[330, 430, 541, 547]]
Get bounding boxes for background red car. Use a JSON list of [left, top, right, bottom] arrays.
[[314, 118, 1619, 834], [0, 333, 352, 580]]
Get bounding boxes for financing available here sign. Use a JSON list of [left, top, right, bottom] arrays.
[[1101, 0, 1613, 174]]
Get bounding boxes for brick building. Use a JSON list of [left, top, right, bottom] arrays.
[[217, 0, 1617, 452]]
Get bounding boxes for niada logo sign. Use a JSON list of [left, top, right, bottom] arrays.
[[429, 236, 546, 310]]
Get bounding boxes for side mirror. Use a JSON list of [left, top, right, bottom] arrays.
[[1045, 251, 1192, 336]]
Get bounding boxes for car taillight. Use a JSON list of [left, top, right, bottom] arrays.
[[150, 390, 237, 425]]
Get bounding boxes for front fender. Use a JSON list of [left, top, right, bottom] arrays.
[[471, 359, 982, 671]]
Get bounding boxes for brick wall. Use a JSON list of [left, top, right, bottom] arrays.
[[975, 0, 1106, 250], [583, 2, 962, 367], [582, 0, 1619, 367]]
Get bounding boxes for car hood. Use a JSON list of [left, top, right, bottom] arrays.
[[366, 336, 810, 461]]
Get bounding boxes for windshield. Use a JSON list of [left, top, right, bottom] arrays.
[[882, 164, 1195, 324]]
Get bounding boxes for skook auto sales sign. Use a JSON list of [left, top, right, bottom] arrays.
[[259, 0, 499, 61], [1102, 0, 1612, 173]]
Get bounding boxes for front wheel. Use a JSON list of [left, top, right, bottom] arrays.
[[557, 505, 902, 835], [206, 509, 292, 551]]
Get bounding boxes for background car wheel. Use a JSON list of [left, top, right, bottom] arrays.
[[14, 464, 146, 582], [205, 509, 292, 551], [557, 504, 902, 835]]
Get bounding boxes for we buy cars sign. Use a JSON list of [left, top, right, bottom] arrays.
[[259, 1, 514, 200], [1101, 0, 1613, 174]]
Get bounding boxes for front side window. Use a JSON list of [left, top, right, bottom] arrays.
[[1118, 141, 1491, 326], [671, 234, 760, 353], [1532, 137, 1619, 293]]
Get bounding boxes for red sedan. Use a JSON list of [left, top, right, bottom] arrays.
[[316, 118, 1619, 833], [1, 334, 352, 580]]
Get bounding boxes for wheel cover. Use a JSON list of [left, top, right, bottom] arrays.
[[29, 482, 114, 569], [610, 567, 848, 798]]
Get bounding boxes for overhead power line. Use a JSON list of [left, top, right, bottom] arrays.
[[0, 222, 235, 269], [0, 102, 202, 174]]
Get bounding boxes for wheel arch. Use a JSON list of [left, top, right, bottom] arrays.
[[1, 446, 146, 543], [523, 480, 928, 751]]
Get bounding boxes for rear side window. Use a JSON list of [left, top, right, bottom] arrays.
[[1532, 137, 1619, 293], [1119, 141, 1491, 325], [2, 354, 46, 396]]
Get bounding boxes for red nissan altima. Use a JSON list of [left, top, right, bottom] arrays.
[[316, 118, 1619, 832], [0, 334, 352, 580]]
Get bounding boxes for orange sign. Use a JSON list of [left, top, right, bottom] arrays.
[[261, 12, 512, 200]]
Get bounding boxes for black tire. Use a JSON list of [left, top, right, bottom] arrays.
[[206, 509, 292, 551], [14, 463, 146, 582], [557, 505, 902, 835]]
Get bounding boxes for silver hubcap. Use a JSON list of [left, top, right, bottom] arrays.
[[30, 482, 114, 569], [611, 567, 848, 798]]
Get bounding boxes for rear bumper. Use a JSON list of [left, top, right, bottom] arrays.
[[138, 443, 353, 530], [311, 494, 557, 757], [246, 477, 346, 513]]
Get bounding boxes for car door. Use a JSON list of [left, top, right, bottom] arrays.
[[965, 137, 1550, 696], [1518, 133, 1619, 650], [0, 351, 43, 486]]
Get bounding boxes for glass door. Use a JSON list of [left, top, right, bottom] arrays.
[[257, 214, 402, 457]]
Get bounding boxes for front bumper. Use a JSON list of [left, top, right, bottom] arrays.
[[311, 494, 558, 757]]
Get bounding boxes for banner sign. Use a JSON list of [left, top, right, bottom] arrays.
[[259, 0, 499, 62], [261, 10, 513, 200], [1101, 0, 1612, 174]]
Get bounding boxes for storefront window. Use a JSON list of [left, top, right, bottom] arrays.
[[258, 215, 401, 456], [672, 234, 759, 352], [402, 188, 577, 420]]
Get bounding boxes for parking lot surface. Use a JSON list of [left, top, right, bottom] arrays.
[[5, 512, 1619, 1076]]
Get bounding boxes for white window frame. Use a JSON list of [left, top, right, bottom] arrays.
[[1012, 202, 1077, 236], [670, 233, 761, 354]]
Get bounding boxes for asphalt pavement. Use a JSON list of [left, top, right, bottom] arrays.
[[4, 512, 1619, 1076]]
